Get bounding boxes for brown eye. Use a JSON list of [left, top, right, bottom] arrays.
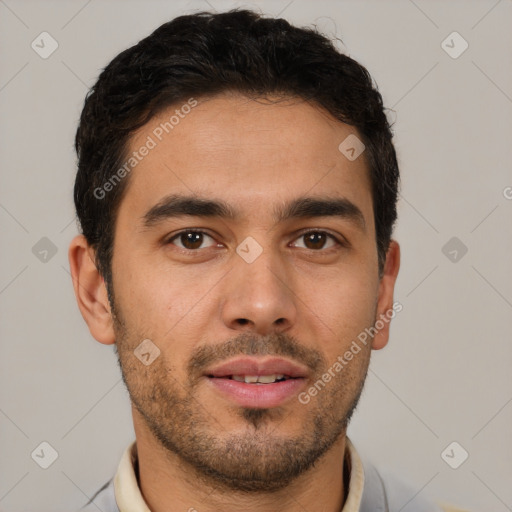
[[292, 231, 339, 250], [168, 230, 216, 250]]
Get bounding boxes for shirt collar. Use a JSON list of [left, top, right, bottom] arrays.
[[114, 436, 365, 512]]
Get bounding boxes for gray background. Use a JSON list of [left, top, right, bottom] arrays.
[[1, 0, 511, 510]]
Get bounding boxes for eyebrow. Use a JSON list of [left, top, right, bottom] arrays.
[[141, 194, 366, 232]]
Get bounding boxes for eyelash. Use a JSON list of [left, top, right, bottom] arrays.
[[165, 228, 346, 253]]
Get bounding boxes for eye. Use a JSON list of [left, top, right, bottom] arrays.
[[166, 230, 218, 250], [165, 229, 344, 252], [291, 230, 341, 251]]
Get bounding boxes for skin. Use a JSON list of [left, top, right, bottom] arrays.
[[69, 92, 400, 512]]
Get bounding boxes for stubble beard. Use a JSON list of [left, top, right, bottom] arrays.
[[111, 300, 370, 493]]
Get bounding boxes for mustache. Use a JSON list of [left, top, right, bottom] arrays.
[[187, 331, 326, 378]]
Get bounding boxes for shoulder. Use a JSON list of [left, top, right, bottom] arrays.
[[78, 478, 119, 512], [362, 461, 467, 512]]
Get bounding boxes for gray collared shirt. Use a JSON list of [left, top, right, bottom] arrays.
[[79, 438, 461, 512]]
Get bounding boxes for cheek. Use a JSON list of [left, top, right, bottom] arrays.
[[114, 250, 178, 318], [308, 269, 378, 353], [112, 255, 215, 357]]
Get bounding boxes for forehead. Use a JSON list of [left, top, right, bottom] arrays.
[[118, 93, 374, 229]]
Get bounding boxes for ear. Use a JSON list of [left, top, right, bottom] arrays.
[[372, 239, 401, 350], [68, 234, 115, 345]]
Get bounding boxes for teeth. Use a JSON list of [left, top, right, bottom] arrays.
[[257, 374, 280, 384], [231, 374, 285, 384]]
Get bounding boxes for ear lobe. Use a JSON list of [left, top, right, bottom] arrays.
[[372, 240, 401, 350], [68, 234, 115, 345]]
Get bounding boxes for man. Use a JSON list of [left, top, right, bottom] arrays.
[[68, 9, 466, 512]]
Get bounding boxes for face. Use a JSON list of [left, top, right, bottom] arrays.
[[102, 93, 394, 491]]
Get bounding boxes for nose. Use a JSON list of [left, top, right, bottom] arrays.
[[220, 249, 298, 336]]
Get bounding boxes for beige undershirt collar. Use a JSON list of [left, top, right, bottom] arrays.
[[114, 437, 365, 512]]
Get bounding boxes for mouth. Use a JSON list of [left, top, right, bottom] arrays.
[[204, 357, 308, 408], [222, 374, 291, 384]]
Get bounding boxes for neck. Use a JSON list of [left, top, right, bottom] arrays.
[[132, 414, 349, 512]]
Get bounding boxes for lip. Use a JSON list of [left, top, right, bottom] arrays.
[[204, 357, 308, 408], [205, 356, 309, 379]]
